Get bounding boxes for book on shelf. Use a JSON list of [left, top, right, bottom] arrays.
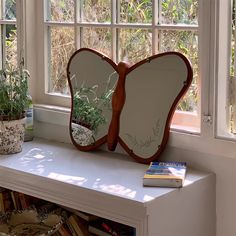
[[18, 192, 30, 209], [88, 218, 135, 236], [68, 214, 90, 236], [62, 206, 99, 222], [143, 161, 187, 188], [58, 224, 72, 236], [0, 190, 14, 212]]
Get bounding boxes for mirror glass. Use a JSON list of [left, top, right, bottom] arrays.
[[67, 49, 118, 149], [118, 53, 191, 161]]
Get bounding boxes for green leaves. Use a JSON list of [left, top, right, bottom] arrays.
[[0, 64, 30, 120], [73, 79, 114, 134]]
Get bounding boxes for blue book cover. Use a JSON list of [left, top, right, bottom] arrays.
[[143, 161, 187, 187]]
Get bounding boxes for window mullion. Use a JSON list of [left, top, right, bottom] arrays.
[[152, 0, 158, 54], [111, 0, 117, 62], [74, 0, 79, 49], [2, 24, 6, 65], [16, 0, 24, 65], [0, 25, 2, 69], [234, 0, 236, 73]]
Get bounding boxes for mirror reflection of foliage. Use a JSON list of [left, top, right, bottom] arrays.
[[120, 0, 152, 23], [4, 0, 16, 20], [161, 0, 198, 24], [72, 72, 117, 133]]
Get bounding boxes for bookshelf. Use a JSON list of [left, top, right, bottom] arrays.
[[0, 138, 215, 236]]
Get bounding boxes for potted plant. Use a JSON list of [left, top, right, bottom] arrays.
[[0, 63, 30, 154], [71, 79, 115, 145]]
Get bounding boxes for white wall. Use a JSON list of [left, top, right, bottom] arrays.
[[163, 142, 236, 236]]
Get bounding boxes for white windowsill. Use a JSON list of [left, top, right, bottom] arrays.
[[33, 104, 236, 160], [0, 137, 214, 232]]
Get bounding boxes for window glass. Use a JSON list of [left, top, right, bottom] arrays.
[[81, 0, 111, 23], [49, 27, 75, 94], [119, 0, 152, 24], [44, 0, 200, 132], [160, 0, 198, 25], [47, 0, 74, 22], [81, 27, 112, 57], [4, 0, 16, 20], [226, 0, 236, 135], [118, 28, 152, 63], [5, 24, 17, 67], [0, 0, 17, 68], [159, 30, 199, 113]]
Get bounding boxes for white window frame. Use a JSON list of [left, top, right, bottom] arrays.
[[35, 0, 201, 118], [0, 0, 24, 67], [26, 0, 236, 159]]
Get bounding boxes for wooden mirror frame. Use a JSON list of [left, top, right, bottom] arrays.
[[107, 52, 193, 164], [67, 48, 193, 164], [67, 48, 118, 151]]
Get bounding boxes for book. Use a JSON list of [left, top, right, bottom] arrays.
[[65, 218, 77, 236], [143, 161, 187, 187], [61, 206, 99, 222], [68, 214, 90, 236], [10, 191, 21, 210], [0, 190, 14, 212], [58, 224, 72, 236], [88, 218, 135, 236], [18, 192, 30, 209], [88, 219, 119, 236]]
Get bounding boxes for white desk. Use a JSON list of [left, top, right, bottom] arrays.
[[0, 138, 215, 236]]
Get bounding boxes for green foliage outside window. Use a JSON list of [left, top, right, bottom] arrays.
[[43, 1, 199, 112]]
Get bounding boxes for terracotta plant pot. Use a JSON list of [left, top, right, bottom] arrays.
[[0, 118, 26, 154]]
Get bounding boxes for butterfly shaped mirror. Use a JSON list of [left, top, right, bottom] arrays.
[[67, 48, 192, 163], [67, 48, 118, 150]]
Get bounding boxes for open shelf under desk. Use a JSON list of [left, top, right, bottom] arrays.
[[0, 138, 215, 236]]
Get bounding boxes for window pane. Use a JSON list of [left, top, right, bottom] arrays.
[[3, 0, 16, 20], [49, 27, 75, 94], [47, 0, 74, 22], [119, 29, 152, 63], [231, 1, 235, 77], [160, 0, 198, 25], [5, 24, 17, 67], [81, 0, 111, 23], [159, 30, 199, 113], [119, 0, 152, 24], [81, 27, 112, 57]]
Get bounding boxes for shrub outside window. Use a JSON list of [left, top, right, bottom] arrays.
[[0, 0, 17, 68], [43, 0, 200, 132]]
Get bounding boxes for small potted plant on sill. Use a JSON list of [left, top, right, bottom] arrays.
[[72, 81, 115, 146], [0, 63, 30, 154]]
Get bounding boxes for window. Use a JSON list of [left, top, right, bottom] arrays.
[[0, 0, 17, 68], [40, 0, 200, 132], [217, 0, 236, 140], [226, 0, 236, 137]]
